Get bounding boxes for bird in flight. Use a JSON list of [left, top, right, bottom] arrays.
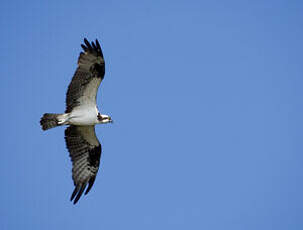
[[40, 38, 112, 204]]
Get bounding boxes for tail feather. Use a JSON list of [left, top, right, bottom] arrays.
[[40, 113, 61, 130]]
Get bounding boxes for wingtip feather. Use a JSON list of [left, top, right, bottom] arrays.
[[70, 186, 79, 202], [96, 39, 100, 49], [81, 44, 87, 52], [85, 177, 96, 195], [73, 184, 86, 204], [80, 38, 103, 57], [84, 39, 92, 50], [91, 41, 97, 50]]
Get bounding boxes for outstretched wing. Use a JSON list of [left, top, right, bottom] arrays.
[[65, 125, 102, 204], [65, 38, 105, 113]]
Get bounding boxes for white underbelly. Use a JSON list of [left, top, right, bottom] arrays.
[[68, 106, 98, 125]]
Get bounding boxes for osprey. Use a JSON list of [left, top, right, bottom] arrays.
[[40, 38, 112, 204]]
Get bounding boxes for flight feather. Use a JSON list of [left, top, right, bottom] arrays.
[[65, 39, 105, 113], [65, 125, 102, 204]]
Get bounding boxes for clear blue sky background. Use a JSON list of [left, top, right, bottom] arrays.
[[1, 0, 303, 229]]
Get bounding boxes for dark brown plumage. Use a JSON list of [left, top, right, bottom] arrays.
[[65, 125, 101, 204], [65, 39, 105, 113]]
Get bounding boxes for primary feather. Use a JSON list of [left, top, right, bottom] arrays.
[[65, 39, 105, 113]]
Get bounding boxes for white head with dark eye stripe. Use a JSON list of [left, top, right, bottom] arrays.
[[97, 114, 113, 124]]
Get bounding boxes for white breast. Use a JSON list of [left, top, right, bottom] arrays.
[[68, 105, 99, 125]]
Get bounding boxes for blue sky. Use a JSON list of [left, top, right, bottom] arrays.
[[1, 0, 303, 229]]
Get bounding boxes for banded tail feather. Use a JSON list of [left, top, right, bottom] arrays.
[[40, 113, 66, 130]]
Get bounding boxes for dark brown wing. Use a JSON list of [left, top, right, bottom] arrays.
[[65, 125, 102, 204], [65, 38, 105, 113]]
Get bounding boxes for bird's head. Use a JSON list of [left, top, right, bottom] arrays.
[[97, 114, 113, 124]]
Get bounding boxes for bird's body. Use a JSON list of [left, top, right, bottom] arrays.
[[40, 38, 112, 204], [67, 106, 100, 125], [58, 106, 101, 126]]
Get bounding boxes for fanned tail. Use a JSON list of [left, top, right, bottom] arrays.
[[40, 113, 62, 130]]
